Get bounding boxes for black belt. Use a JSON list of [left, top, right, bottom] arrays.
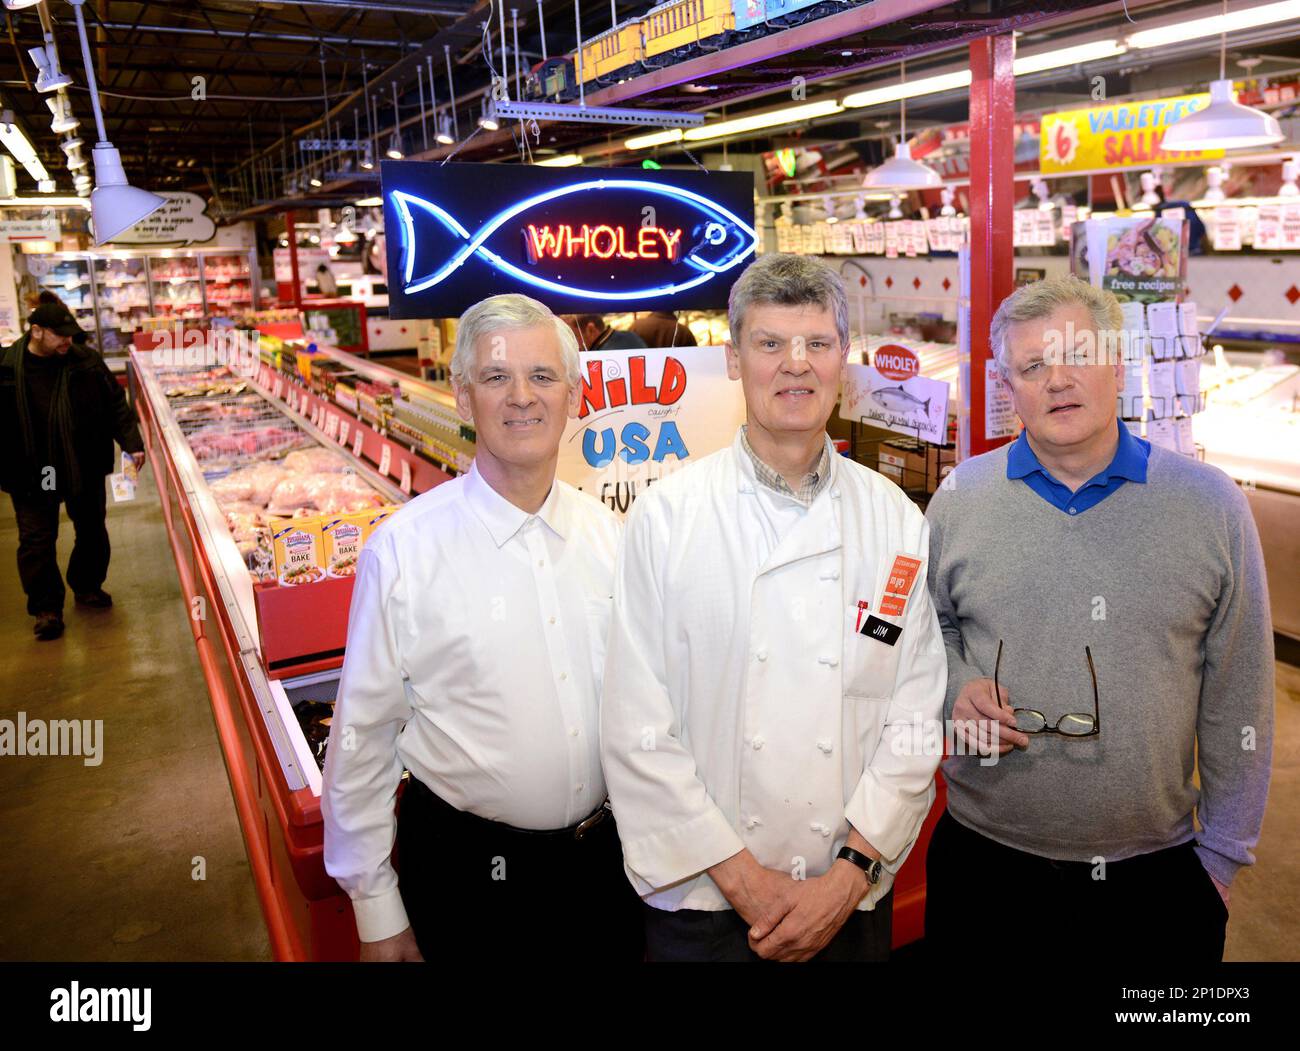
[[407, 775, 612, 841]]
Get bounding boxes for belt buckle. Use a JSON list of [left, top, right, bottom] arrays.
[[573, 801, 610, 840]]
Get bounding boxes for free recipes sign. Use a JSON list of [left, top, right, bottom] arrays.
[[381, 162, 758, 317], [557, 347, 745, 515], [104, 192, 217, 246], [840, 345, 950, 444]]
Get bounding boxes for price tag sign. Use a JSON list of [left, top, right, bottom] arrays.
[[274, 377, 284, 400], [352, 427, 364, 459], [338, 420, 350, 445], [311, 405, 321, 429], [378, 442, 392, 478], [325, 413, 339, 440], [400, 459, 412, 495]]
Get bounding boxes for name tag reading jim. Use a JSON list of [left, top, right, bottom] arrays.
[[859, 615, 902, 647]]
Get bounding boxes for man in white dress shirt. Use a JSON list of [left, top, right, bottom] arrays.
[[323, 293, 642, 962], [601, 254, 947, 961]]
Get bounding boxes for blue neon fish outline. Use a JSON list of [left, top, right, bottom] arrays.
[[391, 179, 759, 300]]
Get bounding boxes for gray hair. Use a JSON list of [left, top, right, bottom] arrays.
[[450, 293, 581, 387], [728, 253, 850, 350], [990, 276, 1123, 374]]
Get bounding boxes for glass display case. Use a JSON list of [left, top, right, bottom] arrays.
[[202, 252, 255, 313], [27, 254, 96, 333], [92, 254, 151, 355], [148, 253, 205, 320], [10, 247, 259, 369]]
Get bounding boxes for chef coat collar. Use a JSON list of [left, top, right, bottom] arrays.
[[732, 426, 839, 499], [464, 460, 569, 547]]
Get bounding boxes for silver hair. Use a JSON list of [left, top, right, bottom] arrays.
[[450, 293, 581, 387], [990, 276, 1124, 374], [727, 252, 850, 350]]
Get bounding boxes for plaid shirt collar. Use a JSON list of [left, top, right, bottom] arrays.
[[740, 425, 832, 506]]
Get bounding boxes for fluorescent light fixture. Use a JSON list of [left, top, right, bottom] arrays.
[[355, 196, 382, 207], [536, 153, 582, 167], [1013, 39, 1127, 76], [841, 39, 1124, 112], [684, 99, 844, 142], [1161, 78, 1282, 150], [0, 117, 50, 183], [843, 70, 971, 110], [863, 141, 943, 189], [1127, 1, 1300, 49], [625, 128, 683, 150], [0, 195, 89, 207]]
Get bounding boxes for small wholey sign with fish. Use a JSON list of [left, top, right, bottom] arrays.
[[840, 345, 949, 444]]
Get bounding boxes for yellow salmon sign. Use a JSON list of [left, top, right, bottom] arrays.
[[1040, 94, 1224, 174]]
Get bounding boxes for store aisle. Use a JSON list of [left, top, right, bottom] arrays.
[[0, 465, 270, 962]]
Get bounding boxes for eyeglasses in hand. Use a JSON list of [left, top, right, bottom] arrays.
[[993, 639, 1100, 738]]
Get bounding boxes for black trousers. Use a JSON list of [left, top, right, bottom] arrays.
[[9, 481, 110, 617], [643, 890, 893, 962], [396, 777, 645, 962], [925, 809, 1229, 962]]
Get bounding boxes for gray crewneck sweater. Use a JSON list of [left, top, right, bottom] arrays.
[[925, 443, 1274, 885]]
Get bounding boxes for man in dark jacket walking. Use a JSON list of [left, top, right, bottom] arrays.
[[0, 302, 145, 641]]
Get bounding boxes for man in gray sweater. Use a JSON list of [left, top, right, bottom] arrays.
[[924, 276, 1273, 962]]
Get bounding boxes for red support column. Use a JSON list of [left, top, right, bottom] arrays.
[[286, 210, 304, 313], [967, 34, 1016, 456]]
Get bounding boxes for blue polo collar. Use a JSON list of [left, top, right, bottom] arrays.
[[1007, 419, 1149, 486]]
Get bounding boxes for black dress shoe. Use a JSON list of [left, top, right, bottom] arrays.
[[74, 589, 113, 608], [34, 613, 65, 640]]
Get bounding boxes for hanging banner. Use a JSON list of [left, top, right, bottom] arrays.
[[381, 162, 757, 317], [1040, 93, 1223, 174], [557, 347, 746, 516], [103, 191, 217, 246]]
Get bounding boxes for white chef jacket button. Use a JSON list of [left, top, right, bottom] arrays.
[[816, 739, 833, 754], [756, 648, 768, 662], [817, 655, 839, 667], [576, 783, 585, 792], [559, 672, 567, 681], [752, 735, 765, 750], [831, 488, 841, 499], [549, 616, 556, 625], [537, 559, 545, 567], [570, 727, 579, 737]]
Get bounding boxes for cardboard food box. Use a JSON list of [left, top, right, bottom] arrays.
[[321, 511, 367, 579], [270, 515, 327, 586]]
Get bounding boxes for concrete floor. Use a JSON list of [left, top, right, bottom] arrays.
[[0, 462, 1294, 961], [0, 466, 270, 961]]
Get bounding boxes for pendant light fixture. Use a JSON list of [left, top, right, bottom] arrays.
[[46, 94, 79, 134], [386, 83, 404, 159], [863, 60, 942, 190], [1161, 1, 1283, 152], [68, 0, 164, 243]]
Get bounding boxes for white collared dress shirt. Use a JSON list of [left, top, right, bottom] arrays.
[[322, 462, 621, 942]]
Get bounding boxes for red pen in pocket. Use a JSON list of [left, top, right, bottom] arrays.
[[855, 600, 870, 633]]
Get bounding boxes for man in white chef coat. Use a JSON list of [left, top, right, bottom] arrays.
[[601, 253, 947, 961], [322, 293, 642, 962]]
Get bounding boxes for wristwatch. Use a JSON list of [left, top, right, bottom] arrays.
[[836, 846, 883, 885]]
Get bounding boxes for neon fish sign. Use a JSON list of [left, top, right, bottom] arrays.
[[390, 179, 758, 302]]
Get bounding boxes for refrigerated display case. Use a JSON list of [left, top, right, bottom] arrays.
[[92, 254, 151, 355], [12, 247, 259, 372]]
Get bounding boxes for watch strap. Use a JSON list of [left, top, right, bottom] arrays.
[[836, 846, 883, 884]]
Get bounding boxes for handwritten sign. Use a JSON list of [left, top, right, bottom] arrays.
[[841, 364, 949, 444], [103, 192, 216, 246]]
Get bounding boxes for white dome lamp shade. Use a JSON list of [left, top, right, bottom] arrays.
[[863, 141, 943, 190], [67, 0, 164, 243], [1161, 78, 1282, 151], [862, 59, 942, 191]]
